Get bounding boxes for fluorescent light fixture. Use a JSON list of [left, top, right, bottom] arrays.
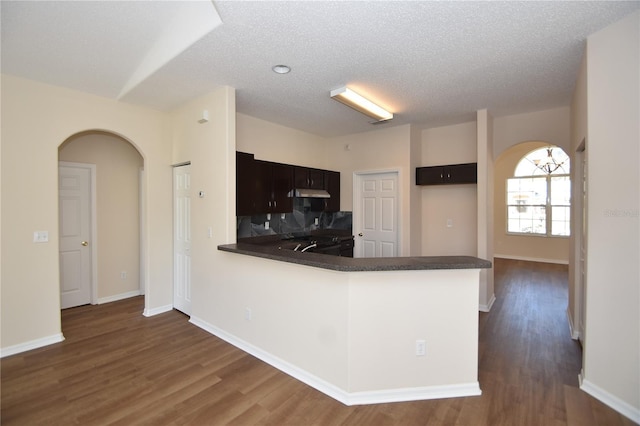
[[330, 86, 393, 122]]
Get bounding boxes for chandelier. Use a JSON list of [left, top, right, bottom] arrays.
[[531, 147, 567, 174]]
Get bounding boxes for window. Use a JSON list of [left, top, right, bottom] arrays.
[[507, 147, 570, 236]]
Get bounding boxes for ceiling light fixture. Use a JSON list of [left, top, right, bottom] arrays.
[[272, 64, 291, 74], [531, 147, 568, 174], [330, 86, 393, 122]]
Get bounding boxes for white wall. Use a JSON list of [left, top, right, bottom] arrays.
[[59, 132, 144, 300], [0, 75, 173, 353], [581, 11, 640, 421]]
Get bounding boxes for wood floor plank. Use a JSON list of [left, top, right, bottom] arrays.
[[1, 259, 637, 425]]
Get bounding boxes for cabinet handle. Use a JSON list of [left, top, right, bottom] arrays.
[[274, 200, 277, 208], [447, 173, 451, 179], [440, 173, 443, 179]]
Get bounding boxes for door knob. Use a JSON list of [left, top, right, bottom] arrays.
[[358, 233, 363, 237], [81, 241, 89, 246]]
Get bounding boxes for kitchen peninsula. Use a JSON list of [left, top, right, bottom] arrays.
[[200, 243, 491, 406]]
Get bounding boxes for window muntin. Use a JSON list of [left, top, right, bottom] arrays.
[[507, 147, 571, 237]]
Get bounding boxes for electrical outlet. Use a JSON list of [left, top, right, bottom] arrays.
[[120, 271, 127, 280], [265, 221, 270, 230], [244, 307, 252, 321], [446, 219, 453, 228], [314, 217, 319, 225], [415, 339, 426, 356]]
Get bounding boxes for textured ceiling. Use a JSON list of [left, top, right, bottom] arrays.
[[2, 1, 638, 138]]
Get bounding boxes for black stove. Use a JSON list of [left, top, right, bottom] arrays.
[[284, 234, 354, 257]]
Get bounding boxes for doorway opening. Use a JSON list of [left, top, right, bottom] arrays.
[[58, 131, 145, 312], [494, 141, 571, 264]]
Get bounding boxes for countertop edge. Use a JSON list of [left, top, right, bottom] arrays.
[[218, 244, 492, 272]]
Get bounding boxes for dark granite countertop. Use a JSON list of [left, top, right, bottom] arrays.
[[218, 243, 492, 272]]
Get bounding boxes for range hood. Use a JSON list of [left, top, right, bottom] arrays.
[[288, 188, 331, 198]]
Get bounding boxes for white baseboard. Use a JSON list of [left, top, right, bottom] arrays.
[[98, 290, 141, 305], [579, 371, 640, 423], [143, 304, 173, 317], [190, 315, 482, 406], [479, 294, 496, 312], [346, 382, 481, 405], [1, 333, 65, 358], [494, 254, 569, 265], [566, 308, 581, 340]]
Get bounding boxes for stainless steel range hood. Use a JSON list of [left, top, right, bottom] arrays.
[[288, 188, 331, 198]]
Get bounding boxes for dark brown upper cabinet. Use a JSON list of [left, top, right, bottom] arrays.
[[294, 166, 325, 190], [236, 151, 340, 215], [236, 151, 256, 216], [416, 163, 477, 185], [323, 170, 340, 212], [254, 160, 293, 213]]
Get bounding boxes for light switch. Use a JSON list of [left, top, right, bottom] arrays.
[[446, 219, 453, 228], [33, 231, 49, 243]]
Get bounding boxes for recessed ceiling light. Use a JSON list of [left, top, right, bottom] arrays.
[[272, 64, 291, 74]]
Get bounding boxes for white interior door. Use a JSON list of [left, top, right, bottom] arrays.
[[59, 163, 94, 309], [354, 171, 399, 258], [173, 164, 192, 315]]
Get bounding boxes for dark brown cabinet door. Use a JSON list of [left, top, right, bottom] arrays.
[[294, 166, 324, 189], [253, 160, 273, 212], [416, 163, 477, 185], [450, 163, 477, 183], [271, 163, 293, 213], [324, 170, 340, 212], [236, 152, 256, 216], [252, 160, 293, 214], [416, 166, 446, 185]]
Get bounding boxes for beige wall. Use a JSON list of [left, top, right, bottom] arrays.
[[477, 110, 495, 311], [1, 75, 173, 352], [493, 141, 571, 263], [493, 107, 571, 158], [327, 124, 413, 255], [568, 50, 588, 342], [236, 113, 327, 168], [420, 121, 478, 256], [170, 87, 237, 319], [59, 132, 143, 300], [581, 11, 639, 419]]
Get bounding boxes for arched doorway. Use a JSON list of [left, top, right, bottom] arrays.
[[58, 130, 144, 309], [494, 141, 571, 264]]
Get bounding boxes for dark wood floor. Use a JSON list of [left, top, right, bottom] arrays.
[[1, 259, 636, 425]]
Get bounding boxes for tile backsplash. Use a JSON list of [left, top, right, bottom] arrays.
[[237, 198, 352, 238]]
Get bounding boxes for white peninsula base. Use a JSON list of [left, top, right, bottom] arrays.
[[191, 251, 485, 405]]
